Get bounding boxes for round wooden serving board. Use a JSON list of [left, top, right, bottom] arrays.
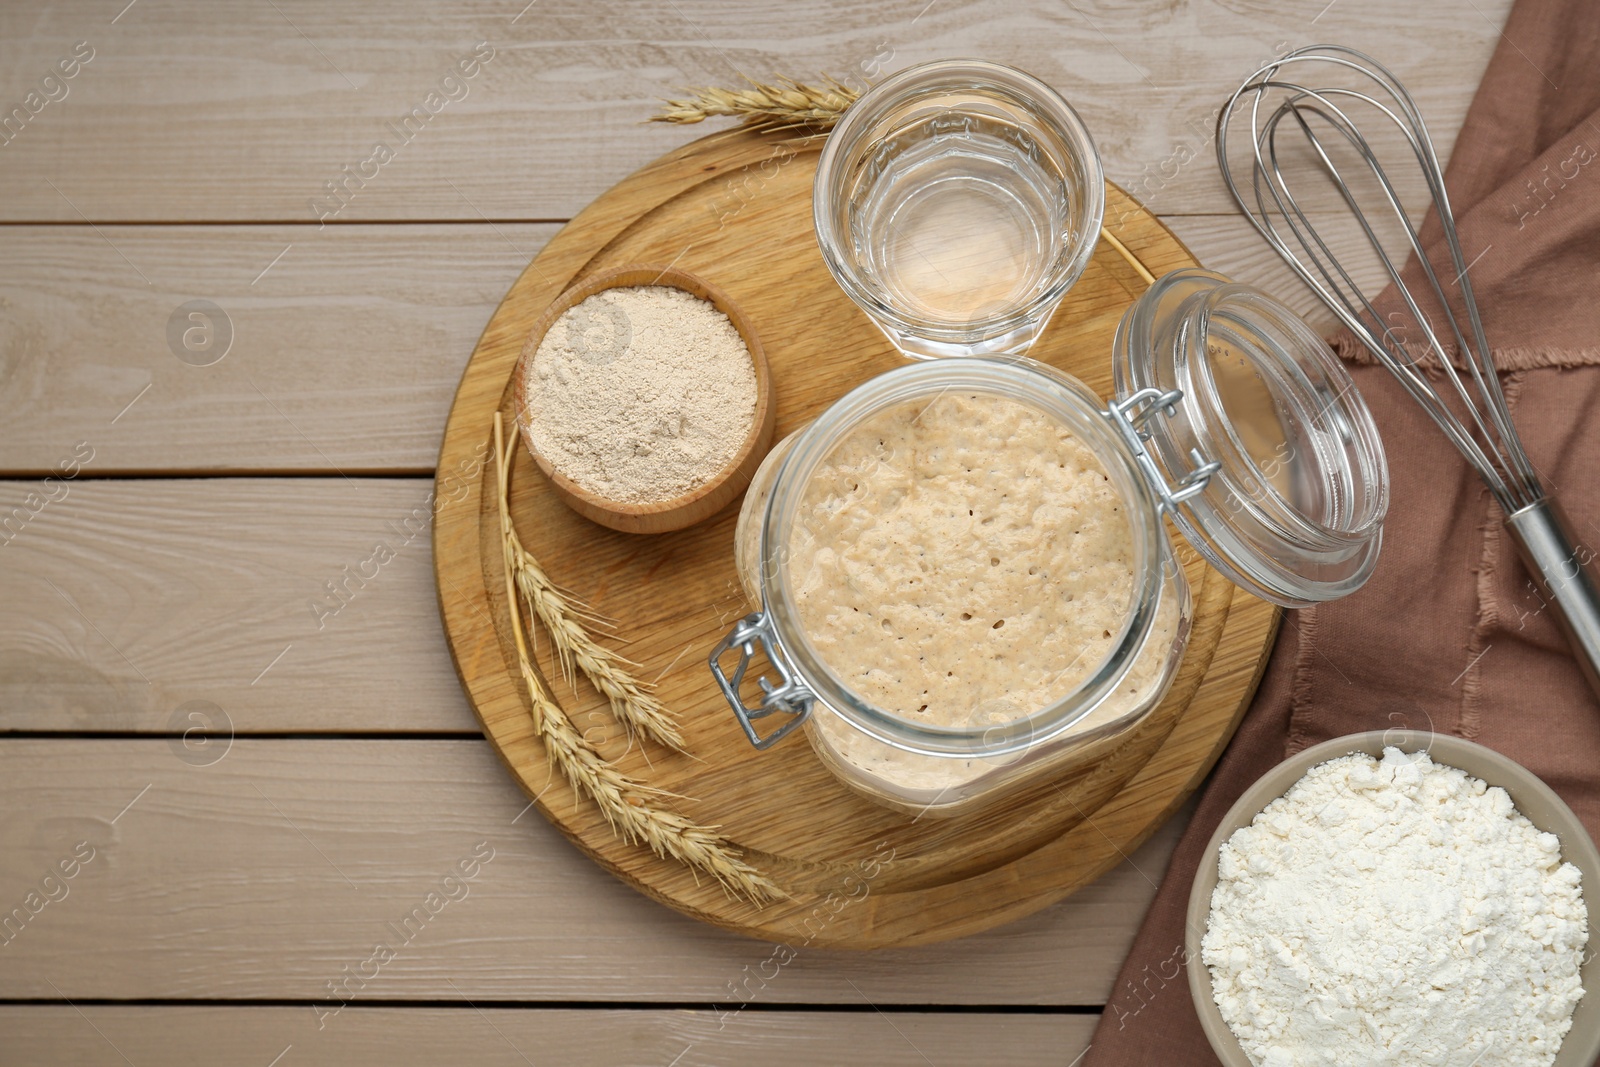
[[434, 128, 1280, 948]]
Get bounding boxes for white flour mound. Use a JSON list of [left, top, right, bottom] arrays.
[[1202, 747, 1587, 1067]]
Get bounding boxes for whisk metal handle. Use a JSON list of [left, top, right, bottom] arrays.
[[1504, 499, 1600, 703]]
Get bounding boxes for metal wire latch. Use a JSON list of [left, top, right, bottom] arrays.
[[708, 612, 814, 749], [1104, 387, 1221, 513]]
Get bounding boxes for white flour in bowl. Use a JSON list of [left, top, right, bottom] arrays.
[[1203, 747, 1587, 1067]]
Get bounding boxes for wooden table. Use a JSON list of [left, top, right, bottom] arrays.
[[0, 2, 1509, 1062]]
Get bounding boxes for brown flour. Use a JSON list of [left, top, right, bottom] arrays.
[[522, 285, 757, 504]]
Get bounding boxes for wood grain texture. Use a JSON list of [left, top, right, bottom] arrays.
[[0, 224, 555, 475], [0, 0, 1503, 1049], [1166, 215, 1396, 338], [0, 223, 1383, 737], [434, 127, 1277, 946], [0, 218, 1388, 476], [0, 478, 473, 733], [0, 739, 1185, 1003], [0, 1007, 1095, 1067], [0, 0, 1508, 222]]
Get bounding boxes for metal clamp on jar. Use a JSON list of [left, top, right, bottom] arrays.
[[709, 269, 1389, 816]]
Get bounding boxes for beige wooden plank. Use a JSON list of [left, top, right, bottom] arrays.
[[0, 215, 1398, 475], [0, 1007, 1094, 1066], [0, 213, 1380, 734], [0, 478, 474, 733], [1167, 213, 1396, 338], [0, 224, 553, 474], [0, 739, 1185, 1003], [0, 0, 1507, 222]]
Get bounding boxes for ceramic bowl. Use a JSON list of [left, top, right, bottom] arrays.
[[1186, 730, 1600, 1066]]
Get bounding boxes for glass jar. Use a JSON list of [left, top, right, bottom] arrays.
[[710, 269, 1388, 817], [813, 59, 1104, 360]]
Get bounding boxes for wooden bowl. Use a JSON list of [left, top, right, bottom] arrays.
[[1187, 731, 1600, 1066], [512, 265, 776, 535]]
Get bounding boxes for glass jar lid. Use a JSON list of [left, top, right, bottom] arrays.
[[1112, 268, 1388, 607]]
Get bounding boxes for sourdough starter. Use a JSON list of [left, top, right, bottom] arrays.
[[784, 391, 1179, 793]]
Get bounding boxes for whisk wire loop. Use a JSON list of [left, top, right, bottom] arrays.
[[1289, 99, 1521, 494], [1217, 44, 1544, 512]]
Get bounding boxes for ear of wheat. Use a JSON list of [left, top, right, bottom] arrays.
[[493, 414, 782, 904], [651, 77, 858, 132], [502, 509, 686, 753]]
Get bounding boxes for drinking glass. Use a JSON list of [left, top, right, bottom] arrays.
[[814, 59, 1105, 359]]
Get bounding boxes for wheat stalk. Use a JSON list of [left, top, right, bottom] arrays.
[[503, 512, 686, 753], [494, 414, 782, 904], [651, 76, 859, 132]]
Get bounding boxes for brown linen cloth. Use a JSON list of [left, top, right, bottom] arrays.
[[1085, 1, 1600, 1062]]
